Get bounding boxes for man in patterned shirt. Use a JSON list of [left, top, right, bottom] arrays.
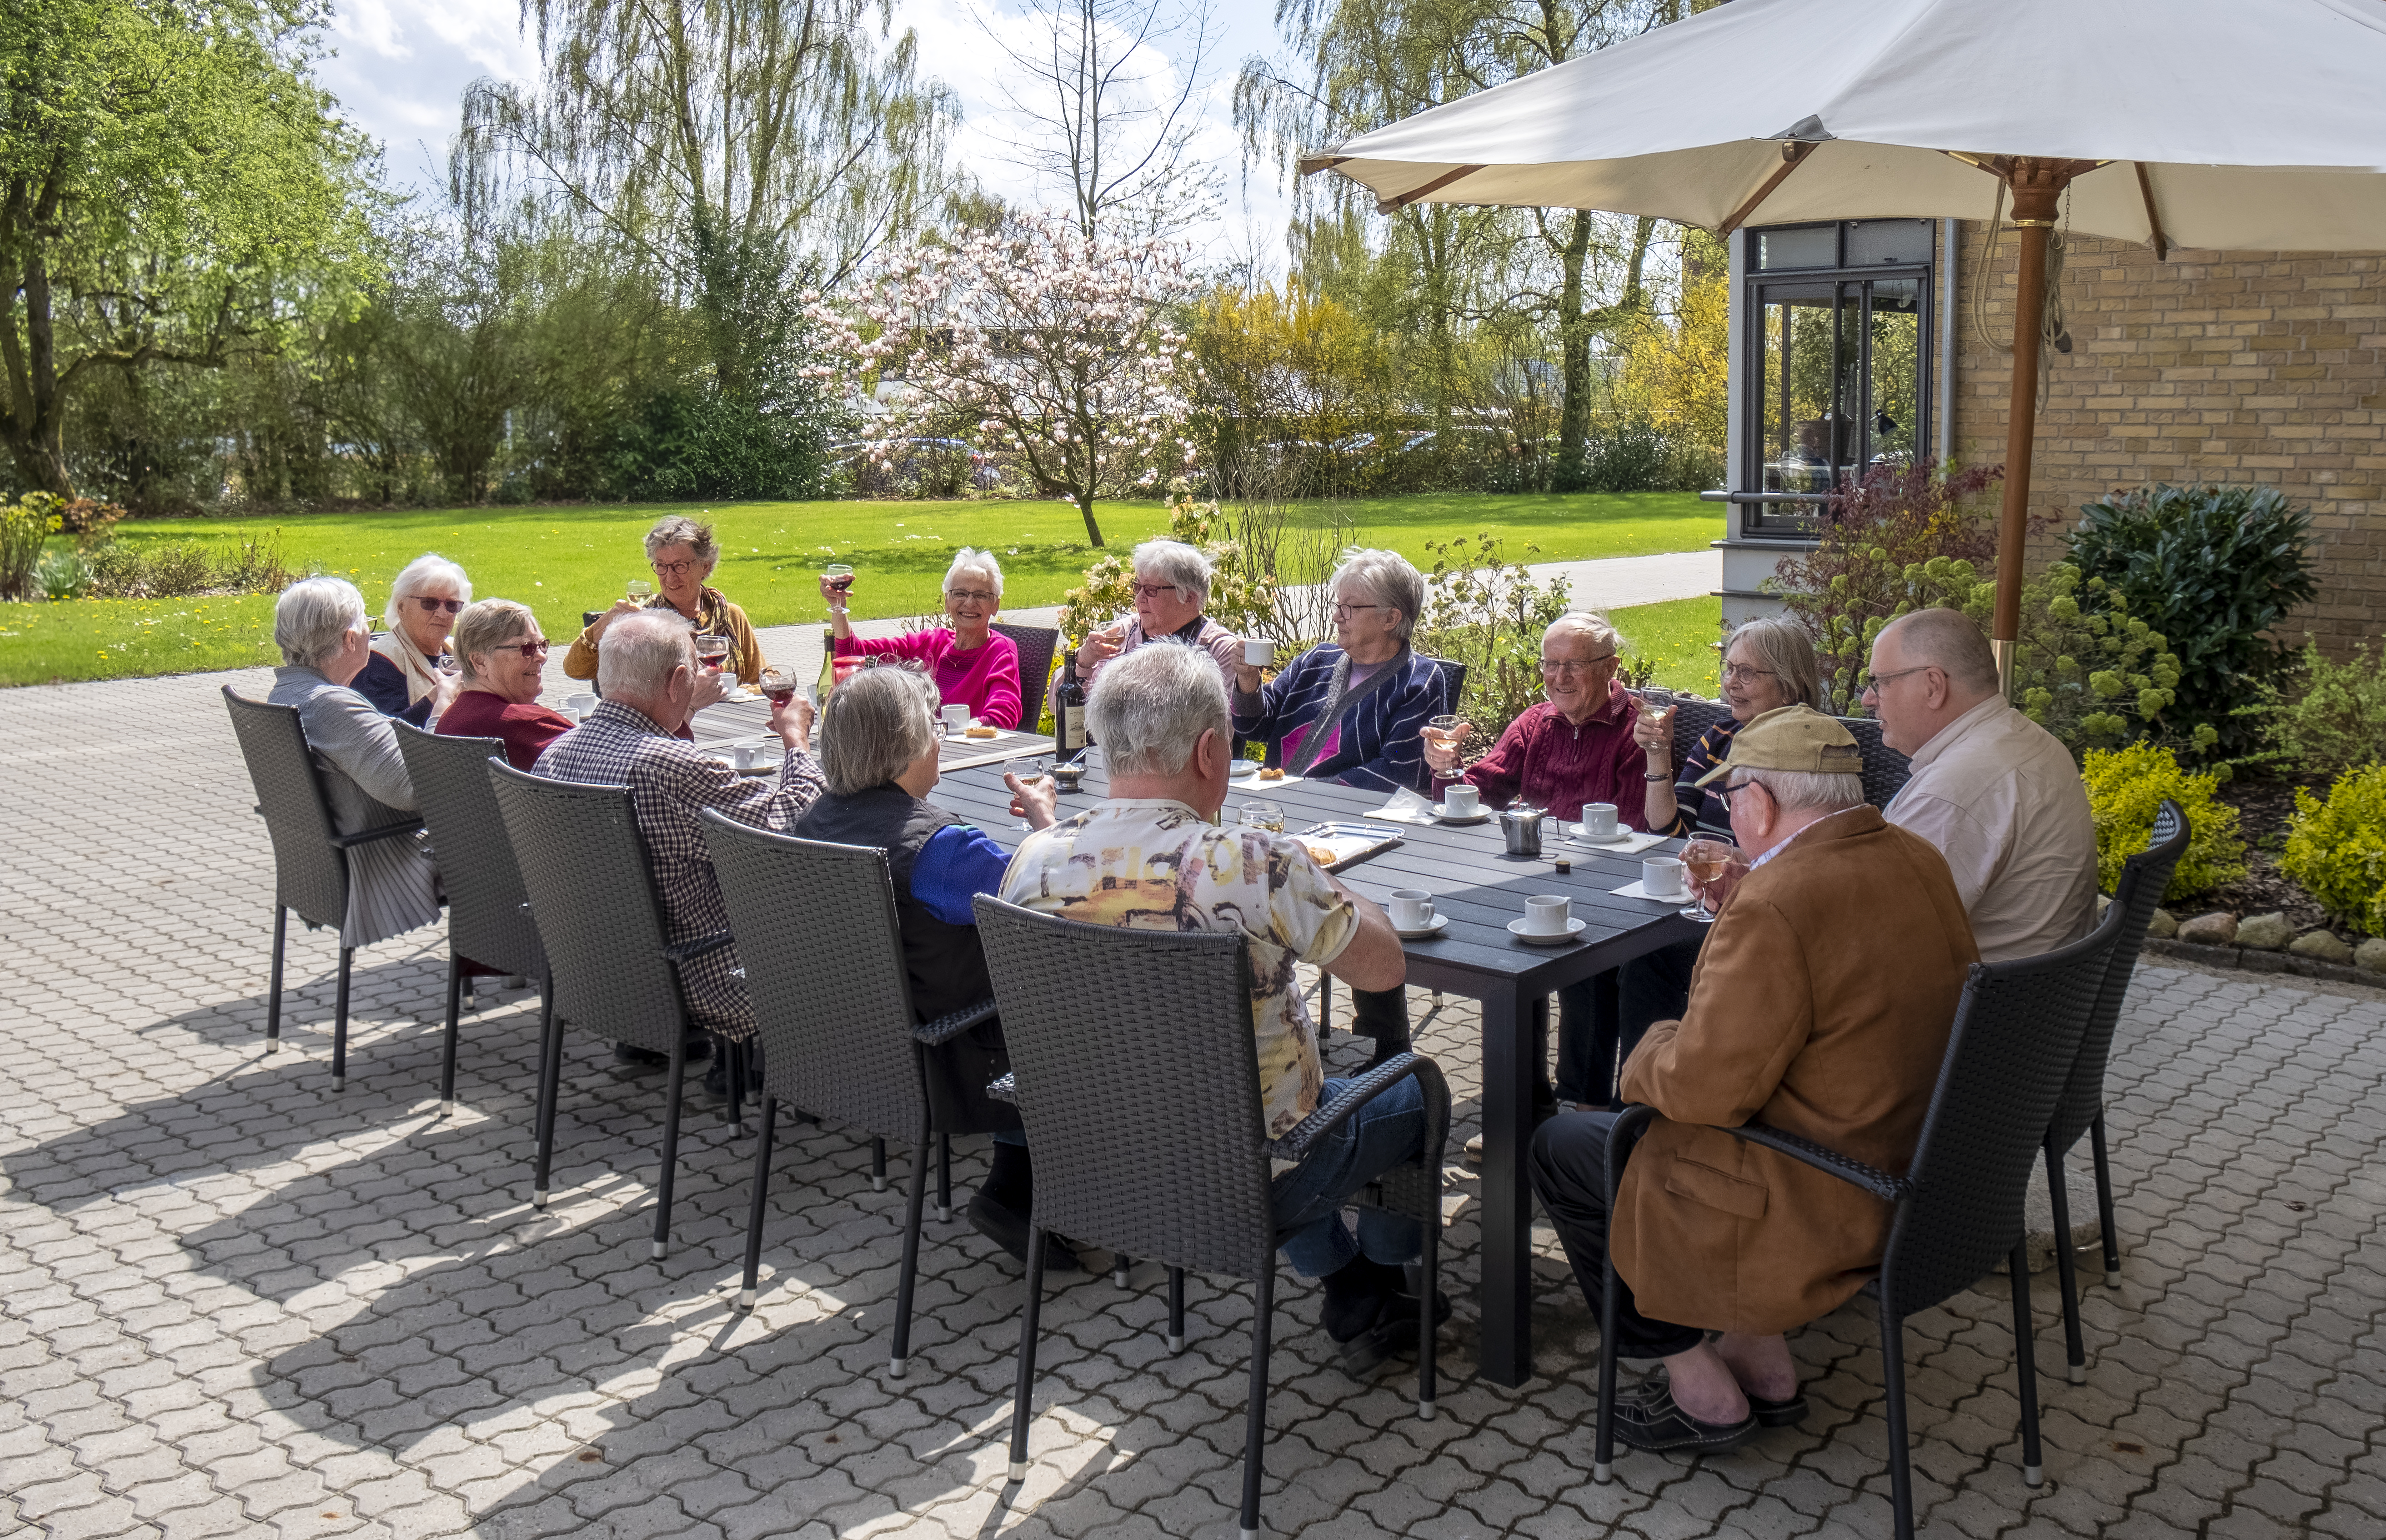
[[1000, 643, 1436, 1376], [536, 612, 825, 1079]]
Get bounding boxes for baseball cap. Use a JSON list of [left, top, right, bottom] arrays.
[[1692, 704, 1863, 787]]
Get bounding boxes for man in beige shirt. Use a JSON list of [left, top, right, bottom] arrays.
[[1862, 608, 2098, 963]]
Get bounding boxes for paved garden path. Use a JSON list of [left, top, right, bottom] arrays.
[[3, 663, 2380, 1540]]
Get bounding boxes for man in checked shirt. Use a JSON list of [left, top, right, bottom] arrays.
[[536, 610, 825, 1089]]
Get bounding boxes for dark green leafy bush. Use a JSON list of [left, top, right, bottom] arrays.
[[2069, 484, 2318, 757]]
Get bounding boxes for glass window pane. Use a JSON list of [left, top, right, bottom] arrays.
[[1758, 282, 1840, 499], [1757, 225, 1837, 271], [1865, 279, 1922, 467], [1845, 219, 1933, 266]]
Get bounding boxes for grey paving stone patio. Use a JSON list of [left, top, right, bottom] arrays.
[[2, 665, 2381, 1540]]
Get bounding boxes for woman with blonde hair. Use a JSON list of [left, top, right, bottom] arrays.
[[356, 553, 471, 726]]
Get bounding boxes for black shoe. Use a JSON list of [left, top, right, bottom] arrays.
[[964, 1190, 1080, 1273], [1746, 1390, 1809, 1428], [614, 1043, 668, 1068], [1610, 1379, 1759, 1455], [1331, 1277, 1454, 1380]]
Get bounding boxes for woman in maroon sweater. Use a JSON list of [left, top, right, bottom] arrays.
[[437, 599, 576, 770], [1421, 612, 1647, 823]]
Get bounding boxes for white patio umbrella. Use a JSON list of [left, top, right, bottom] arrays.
[[1300, 0, 2386, 682]]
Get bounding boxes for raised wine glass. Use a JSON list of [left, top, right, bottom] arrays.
[[626, 577, 653, 603], [1679, 836, 1739, 923]]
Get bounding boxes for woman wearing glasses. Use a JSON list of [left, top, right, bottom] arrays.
[[1074, 538, 1242, 690], [356, 553, 471, 726], [564, 515, 763, 688], [436, 599, 576, 770], [1634, 616, 1823, 838], [820, 547, 1023, 727]]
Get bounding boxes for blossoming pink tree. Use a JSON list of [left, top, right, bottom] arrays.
[[812, 210, 1197, 547]]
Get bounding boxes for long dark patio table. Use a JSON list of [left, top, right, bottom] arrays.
[[931, 755, 1699, 1387]]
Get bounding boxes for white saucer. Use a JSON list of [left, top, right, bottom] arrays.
[[1569, 824, 1630, 844], [1431, 805, 1491, 824], [1229, 761, 1263, 777], [1393, 914, 1451, 939], [1507, 917, 1588, 945], [721, 687, 761, 703]]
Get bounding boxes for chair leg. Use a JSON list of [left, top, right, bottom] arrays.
[[1007, 1222, 1051, 1485], [1167, 1267, 1187, 1352], [438, 955, 463, 1116], [872, 1136, 887, 1193], [1239, 1266, 1275, 1540], [531, 977, 560, 1209], [739, 1096, 779, 1309], [1882, 1308, 1915, 1540], [891, 1116, 931, 1379], [2090, 1111, 2122, 1288], [2008, 1239, 2045, 1488], [1318, 972, 1332, 1033], [937, 1133, 952, 1223], [2044, 1139, 2087, 1384], [266, 906, 287, 1053], [1417, 1217, 1440, 1421], [653, 1035, 687, 1261], [1114, 1254, 1132, 1289], [331, 947, 354, 1091], [719, 1035, 742, 1134], [1594, 1248, 1621, 1483]]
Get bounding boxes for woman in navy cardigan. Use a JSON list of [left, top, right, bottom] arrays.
[[1229, 547, 1450, 1068], [1228, 549, 1451, 795]]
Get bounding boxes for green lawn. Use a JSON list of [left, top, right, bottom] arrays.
[[1609, 596, 1725, 696], [1, 492, 1718, 686]]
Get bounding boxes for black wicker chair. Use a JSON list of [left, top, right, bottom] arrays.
[[990, 621, 1060, 732], [1667, 697, 1734, 778], [1837, 714, 1914, 808], [973, 897, 1450, 1539], [1593, 897, 2126, 1540], [222, 687, 425, 1089], [486, 760, 728, 1256], [392, 723, 554, 1129], [2042, 799, 2188, 1383], [701, 813, 1010, 1375]]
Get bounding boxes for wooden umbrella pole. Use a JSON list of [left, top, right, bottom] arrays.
[[1989, 158, 2097, 697]]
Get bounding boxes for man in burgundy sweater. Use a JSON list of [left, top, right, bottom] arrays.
[[1422, 611, 1655, 1123]]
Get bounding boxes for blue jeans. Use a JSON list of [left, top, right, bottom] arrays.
[[1270, 1076, 1427, 1278]]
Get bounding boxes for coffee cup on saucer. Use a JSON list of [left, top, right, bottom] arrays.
[[941, 703, 970, 735], [1390, 890, 1434, 930], [563, 692, 597, 721], [1580, 802, 1619, 839], [1643, 855, 1688, 898], [731, 743, 758, 772], [1523, 895, 1571, 935], [1443, 783, 1482, 818]]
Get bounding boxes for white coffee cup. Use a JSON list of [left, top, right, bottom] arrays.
[[1643, 856, 1687, 898], [942, 703, 970, 735], [1580, 802, 1619, 839], [1444, 783, 1482, 817], [1390, 890, 1434, 929], [563, 692, 597, 720], [731, 743, 757, 772], [1524, 895, 1571, 934], [1243, 637, 1273, 667]]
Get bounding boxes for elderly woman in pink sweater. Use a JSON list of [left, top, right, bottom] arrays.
[[820, 547, 1024, 728]]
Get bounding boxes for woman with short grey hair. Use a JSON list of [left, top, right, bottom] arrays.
[[353, 552, 471, 727], [792, 663, 1061, 1268], [566, 513, 762, 687], [264, 577, 441, 948], [1328, 549, 1425, 644], [1076, 537, 1244, 691], [820, 546, 1026, 727], [1088, 633, 1234, 776]]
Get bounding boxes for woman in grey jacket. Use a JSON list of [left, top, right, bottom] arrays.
[[265, 577, 441, 949]]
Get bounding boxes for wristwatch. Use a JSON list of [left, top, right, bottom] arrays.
[[1644, 771, 1672, 782]]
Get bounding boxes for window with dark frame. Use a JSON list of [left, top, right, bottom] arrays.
[[1742, 220, 1934, 537]]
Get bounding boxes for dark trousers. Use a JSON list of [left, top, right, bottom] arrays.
[[1528, 1109, 1707, 1359], [1350, 983, 1410, 1067], [1554, 936, 1702, 1108]]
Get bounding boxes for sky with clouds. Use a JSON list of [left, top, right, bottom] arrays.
[[313, 0, 1303, 273]]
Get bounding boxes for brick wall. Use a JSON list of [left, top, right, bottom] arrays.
[[1951, 222, 2386, 656]]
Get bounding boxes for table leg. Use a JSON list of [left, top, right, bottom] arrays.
[[1477, 981, 1535, 1387]]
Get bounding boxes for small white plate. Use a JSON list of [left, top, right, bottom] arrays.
[[1508, 917, 1588, 945], [1393, 914, 1451, 940], [720, 687, 761, 703], [1229, 760, 1263, 777], [1431, 805, 1491, 825]]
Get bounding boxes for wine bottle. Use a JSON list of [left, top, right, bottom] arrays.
[[1053, 653, 1089, 761]]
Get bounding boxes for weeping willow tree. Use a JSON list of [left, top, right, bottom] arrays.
[[456, 0, 961, 405]]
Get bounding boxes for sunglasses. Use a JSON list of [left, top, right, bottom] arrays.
[[412, 596, 466, 615], [492, 638, 550, 659]]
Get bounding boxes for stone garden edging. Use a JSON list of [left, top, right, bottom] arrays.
[[2143, 935, 2385, 988]]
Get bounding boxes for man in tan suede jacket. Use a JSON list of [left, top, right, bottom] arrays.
[[1530, 706, 1977, 1455]]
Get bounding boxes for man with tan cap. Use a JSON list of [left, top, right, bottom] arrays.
[[1529, 706, 1977, 1455]]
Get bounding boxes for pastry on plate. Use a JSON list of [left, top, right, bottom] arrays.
[[1258, 767, 1285, 781]]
